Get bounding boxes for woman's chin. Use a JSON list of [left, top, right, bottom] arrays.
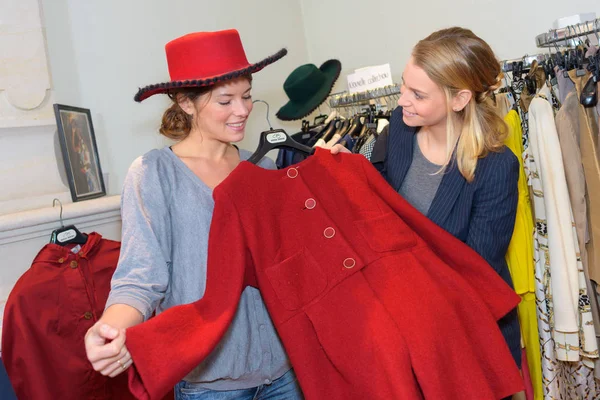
[[402, 115, 420, 127]]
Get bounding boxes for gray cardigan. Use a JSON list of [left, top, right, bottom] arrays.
[[106, 147, 290, 390]]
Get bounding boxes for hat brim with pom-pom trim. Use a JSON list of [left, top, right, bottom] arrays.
[[134, 48, 287, 102]]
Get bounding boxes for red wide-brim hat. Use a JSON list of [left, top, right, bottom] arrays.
[[134, 29, 287, 102]]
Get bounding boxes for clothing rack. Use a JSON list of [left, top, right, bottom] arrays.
[[329, 84, 400, 108], [535, 18, 600, 48], [500, 54, 548, 73]]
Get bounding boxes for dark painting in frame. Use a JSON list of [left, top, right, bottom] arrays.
[[53, 104, 106, 202]]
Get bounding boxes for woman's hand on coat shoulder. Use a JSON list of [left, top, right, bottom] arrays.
[[314, 139, 351, 155]]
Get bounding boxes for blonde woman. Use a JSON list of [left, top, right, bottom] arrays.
[[329, 27, 521, 382]]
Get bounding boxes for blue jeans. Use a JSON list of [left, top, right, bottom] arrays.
[[174, 369, 303, 400]]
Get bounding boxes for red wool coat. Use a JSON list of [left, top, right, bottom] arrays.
[[126, 149, 524, 400], [2, 233, 134, 400]]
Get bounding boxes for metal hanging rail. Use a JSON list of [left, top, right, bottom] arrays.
[[500, 54, 548, 72], [535, 18, 600, 48], [329, 84, 400, 108]]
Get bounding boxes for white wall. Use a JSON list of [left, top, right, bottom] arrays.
[[41, 0, 600, 197], [41, 0, 309, 195], [299, 0, 600, 110]]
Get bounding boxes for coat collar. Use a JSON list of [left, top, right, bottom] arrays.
[[37, 232, 103, 263], [388, 107, 465, 226]]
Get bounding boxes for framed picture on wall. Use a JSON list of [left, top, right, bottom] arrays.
[[53, 104, 106, 202]]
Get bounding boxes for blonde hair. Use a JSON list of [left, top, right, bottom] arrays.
[[412, 27, 507, 182]]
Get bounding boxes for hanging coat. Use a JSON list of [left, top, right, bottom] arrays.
[[125, 149, 524, 400]]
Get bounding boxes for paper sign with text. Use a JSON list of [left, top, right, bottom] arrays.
[[347, 64, 393, 94]]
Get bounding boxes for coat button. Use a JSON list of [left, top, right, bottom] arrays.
[[343, 258, 356, 269], [305, 198, 316, 209], [70, 260, 78, 269], [83, 312, 93, 320], [324, 227, 335, 238], [58, 258, 64, 263], [287, 168, 298, 178]]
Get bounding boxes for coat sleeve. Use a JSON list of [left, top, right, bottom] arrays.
[[125, 189, 249, 400], [356, 154, 520, 321], [466, 152, 519, 283]]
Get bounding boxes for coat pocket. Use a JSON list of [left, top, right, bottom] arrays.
[[355, 212, 417, 253], [265, 247, 327, 311]]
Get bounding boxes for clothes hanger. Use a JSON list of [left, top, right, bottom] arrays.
[[581, 53, 598, 107], [563, 26, 575, 71], [544, 52, 559, 87], [383, 90, 395, 113], [573, 23, 591, 54], [301, 120, 311, 132], [323, 118, 349, 142], [248, 100, 314, 164], [313, 115, 327, 126], [550, 31, 566, 71], [301, 105, 328, 133], [499, 64, 519, 110], [565, 26, 587, 76], [248, 129, 315, 164], [522, 59, 538, 94], [561, 51, 571, 77], [351, 107, 376, 154], [346, 114, 364, 138], [312, 105, 328, 126], [513, 61, 524, 82], [594, 19, 600, 50], [353, 125, 377, 153], [324, 110, 338, 124], [315, 117, 340, 143], [50, 199, 88, 245], [575, 23, 591, 52]]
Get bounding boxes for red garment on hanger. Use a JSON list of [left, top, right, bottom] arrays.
[[126, 149, 524, 400], [1, 233, 134, 400]]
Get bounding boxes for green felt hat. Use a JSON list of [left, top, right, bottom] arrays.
[[276, 59, 341, 121]]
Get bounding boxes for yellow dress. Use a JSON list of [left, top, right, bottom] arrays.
[[504, 110, 542, 400]]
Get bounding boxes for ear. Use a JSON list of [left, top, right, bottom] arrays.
[[451, 90, 472, 112], [177, 95, 196, 116]]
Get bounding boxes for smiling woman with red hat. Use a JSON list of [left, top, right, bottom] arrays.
[[84, 29, 304, 400]]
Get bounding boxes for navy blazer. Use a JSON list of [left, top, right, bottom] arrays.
[[373, 107, 522, 366]]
